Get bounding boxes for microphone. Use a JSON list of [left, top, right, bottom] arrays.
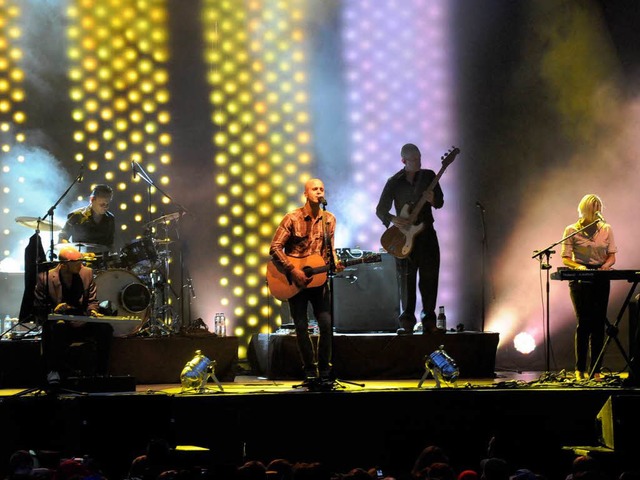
[[475, 201, 485, 212], [131, 161, 137, 179], [78, 164, 84, 183], [318, 196, 327, 206], [595, 211, 606, 222]]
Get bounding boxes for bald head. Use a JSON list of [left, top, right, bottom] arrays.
[[304, 178, 325, 205], [59, 246, 82, 262]]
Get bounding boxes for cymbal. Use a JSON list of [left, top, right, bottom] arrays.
[[15, 216, 63, 231], [55, 242, 110, 253], [153, 238, 175, 245], [145, 212, 184, 228]]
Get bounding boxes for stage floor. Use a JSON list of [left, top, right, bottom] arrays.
[[0, 369, 631, 396], [0, 370, 637, 480]]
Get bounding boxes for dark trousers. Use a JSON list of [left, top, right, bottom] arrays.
[[43, 320, 114, 376], [288, 283, 332, 377], [569, 279, 610, 373], [396, 226, 440, 328]]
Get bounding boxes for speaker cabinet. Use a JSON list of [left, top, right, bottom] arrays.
[[596, 395, 640, 452], [0, 272, 25, 318], [629, 294, 639, 370], [333, 251, 399, 332]]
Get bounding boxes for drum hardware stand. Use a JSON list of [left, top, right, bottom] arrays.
[[132, 160, 192, 333], [182, 267, 196, 331], [135, 251, 179, 337]]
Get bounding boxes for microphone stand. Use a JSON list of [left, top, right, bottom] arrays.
[[477, 201, 487, 332], [12, 167, 89, 396], [532, 217, 600, 372], [317, 201, 364, 391], [41, 165, 84, 262], [34, 166, 84, 324], [132, 161, 193, 333]]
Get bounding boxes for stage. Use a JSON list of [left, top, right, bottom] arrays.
[[0, 372, 638, 480], [0, 331, 638, 480], [0, 333, 239, 388], [248, 331, 500, 379]]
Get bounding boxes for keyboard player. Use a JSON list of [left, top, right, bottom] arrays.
[[34, 245, 113, 385], [561, 193, 617, 381]]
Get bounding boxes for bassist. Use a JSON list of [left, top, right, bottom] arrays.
[[376, 143, 444, 335]]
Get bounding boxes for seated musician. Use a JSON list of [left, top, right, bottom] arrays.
[[58, 184, 115, 251], [34, 245, 113, 385], [58, 184, 116, 269]]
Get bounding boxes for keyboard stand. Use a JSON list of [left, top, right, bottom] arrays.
[[12, 383, 88, 397], [588, 280, 640, 381]]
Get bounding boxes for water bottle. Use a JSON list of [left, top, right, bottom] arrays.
[[2, 315, 9, 335], [219, 313, 226, 337], [214, 313, 221, 336], [436, 306, 447, 331], [309, 319, 319, 335]]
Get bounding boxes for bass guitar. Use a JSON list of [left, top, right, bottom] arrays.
[[380, 146, 459, 259], [266, 252, 382, 301]]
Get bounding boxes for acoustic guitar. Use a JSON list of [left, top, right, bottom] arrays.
[[380, 146, 459, 259], [266, 252, 382, 301]]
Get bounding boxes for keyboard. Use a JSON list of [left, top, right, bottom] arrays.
[[48, 314, 143, 337], [550, 268, 640, 282]]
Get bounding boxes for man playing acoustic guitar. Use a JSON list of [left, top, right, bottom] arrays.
[[269, 178, 344, 385], [376, 143, 445, 335]]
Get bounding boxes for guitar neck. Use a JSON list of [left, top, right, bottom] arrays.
[[407, 167, 446, 224], [307, 256, 372, 276]]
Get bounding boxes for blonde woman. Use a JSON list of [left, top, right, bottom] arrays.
[[561, 194, 617, 381]]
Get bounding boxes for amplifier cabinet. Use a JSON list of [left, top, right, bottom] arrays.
[[333, 251, 399, 333]]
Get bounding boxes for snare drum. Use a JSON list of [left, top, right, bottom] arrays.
[[94, 269, 151, 317], [120, 237, 158, 274], [84, 252, 121, 271]]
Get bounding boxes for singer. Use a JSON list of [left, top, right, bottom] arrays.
[[268, 178, 344, 386], [58, 184, 116, 255], [561, 193, 617, 381]]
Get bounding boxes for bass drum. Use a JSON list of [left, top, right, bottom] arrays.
[[94, 269, 151, 317]]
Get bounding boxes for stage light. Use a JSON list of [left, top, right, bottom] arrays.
[[180, 350, 223, 393], [418, 345, 459, 388]]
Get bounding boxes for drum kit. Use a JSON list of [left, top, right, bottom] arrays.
[[15, 212, 185, 337]]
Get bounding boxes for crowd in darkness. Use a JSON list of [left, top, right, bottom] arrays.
[[3, 440, 639, 480]]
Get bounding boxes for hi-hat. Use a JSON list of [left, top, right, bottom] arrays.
[[55, 242, 110, 253], [15, 216, 63, 231], [145, 212, 184, 228]]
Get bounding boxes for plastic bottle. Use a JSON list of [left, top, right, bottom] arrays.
[[214, 313, 221, 336], [219, 313, 226, 337], [436, 306, 447, 331]]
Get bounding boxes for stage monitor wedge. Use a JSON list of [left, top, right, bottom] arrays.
[[596, 394, 640, 452]]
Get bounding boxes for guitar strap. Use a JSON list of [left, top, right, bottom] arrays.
[[412, 170, 424, 200], [319, 210, 336, 273], [406, 169, 423, 208]]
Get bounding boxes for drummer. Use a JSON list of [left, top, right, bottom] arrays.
[[58, 184, 116, 266]]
